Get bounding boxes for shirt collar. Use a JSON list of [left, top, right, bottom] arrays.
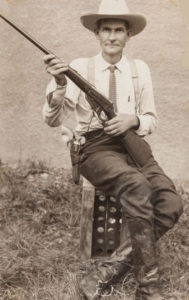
[[95, 52, 128, 73]]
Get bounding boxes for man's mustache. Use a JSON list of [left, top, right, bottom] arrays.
[[105, 43, 120, 46]]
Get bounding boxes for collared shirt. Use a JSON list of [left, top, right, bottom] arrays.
[[43, 53, 158, 136]]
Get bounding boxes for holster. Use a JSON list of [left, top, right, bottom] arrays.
[[69, 139, 81, 185]]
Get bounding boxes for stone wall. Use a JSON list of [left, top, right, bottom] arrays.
[[0, 0, 188, 182]]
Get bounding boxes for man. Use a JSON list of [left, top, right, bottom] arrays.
[[43, 0, 183, 299]]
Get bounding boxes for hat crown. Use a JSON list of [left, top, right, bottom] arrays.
[[98, 0, 130, 15]]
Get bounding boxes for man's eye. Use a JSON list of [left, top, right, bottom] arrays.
[[116, 28, 124, 32], [103, 28, 110, 32]]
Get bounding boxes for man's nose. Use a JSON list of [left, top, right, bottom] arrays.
[[108, 31, 116, 41]]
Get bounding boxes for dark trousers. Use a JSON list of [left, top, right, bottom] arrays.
[[80, 130, 183, 240]]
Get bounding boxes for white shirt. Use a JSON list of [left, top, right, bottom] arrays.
[[43, 53, 158, 136]]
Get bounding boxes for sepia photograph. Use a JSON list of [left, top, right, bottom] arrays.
[[0, 0, 189, 299]]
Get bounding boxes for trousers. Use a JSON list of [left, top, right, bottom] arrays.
[[79, 130, 183, 239]]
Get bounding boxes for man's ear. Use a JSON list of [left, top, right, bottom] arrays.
[[127, 30, 133, 39]]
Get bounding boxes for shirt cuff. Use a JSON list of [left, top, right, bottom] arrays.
[[56, 82, 67, 90], [135, 115, 157, 136], [55, 77, 67, 88]]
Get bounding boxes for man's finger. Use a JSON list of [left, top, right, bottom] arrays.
[[47, 63, 68, 71], [105, 117, 119, 126], [43, 54, 56, 64], [105, 128, 120, 136], [47, 58, 67, 68], [104, 124, 118, 132], [49, 68, 68, 76]]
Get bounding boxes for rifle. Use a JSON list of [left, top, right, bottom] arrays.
[[0, 14, 152, 167]]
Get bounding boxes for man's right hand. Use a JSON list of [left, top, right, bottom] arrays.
[[43, 54, 68, 86]]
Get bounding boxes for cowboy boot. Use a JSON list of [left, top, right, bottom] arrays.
[[127, 218, 163, 300], [80, 216, 133, 299], [80, 257, 132, 299]]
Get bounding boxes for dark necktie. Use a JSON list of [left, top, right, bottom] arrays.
[[109, 65, 117, 112]]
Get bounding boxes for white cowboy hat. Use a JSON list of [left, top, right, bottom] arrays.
[[80, 0, 146, 36]]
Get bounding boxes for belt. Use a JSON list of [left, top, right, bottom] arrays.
[[82, 129, 104, 140]]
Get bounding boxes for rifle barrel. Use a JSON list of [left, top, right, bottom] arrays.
[[0, 13, 114, 110], [0, 14, 51, 55]]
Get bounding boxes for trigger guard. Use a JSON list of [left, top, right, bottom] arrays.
[[99, 111, 108, 122]]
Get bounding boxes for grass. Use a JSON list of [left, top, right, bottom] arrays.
[[0, 160, 188, 300]]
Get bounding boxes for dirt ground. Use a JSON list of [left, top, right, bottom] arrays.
[[0, 160, 188, 300]]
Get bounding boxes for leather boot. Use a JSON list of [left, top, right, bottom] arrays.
[[80, 257, 132, 299], [127, 218, 163, 300]]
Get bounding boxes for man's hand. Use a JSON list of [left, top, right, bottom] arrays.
[[104, 114, 139, 136], [43, 54, 68, 86]]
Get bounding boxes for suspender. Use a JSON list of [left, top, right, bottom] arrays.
[[87, 57, 140, 113], [129, 59, 140, 114]]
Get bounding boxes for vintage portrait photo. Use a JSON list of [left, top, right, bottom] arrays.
[[0, 0, 188, 299]]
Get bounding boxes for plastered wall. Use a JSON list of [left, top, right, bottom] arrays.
[[0, 0, 188, 182]]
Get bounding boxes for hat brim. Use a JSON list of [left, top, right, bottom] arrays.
[[80, 13, 146, 36]]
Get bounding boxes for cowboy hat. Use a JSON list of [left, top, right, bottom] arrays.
[[80, 0, 147, 36]]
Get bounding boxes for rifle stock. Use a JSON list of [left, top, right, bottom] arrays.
[[0, 14, 152, 167], [120, 131, 152, 166]]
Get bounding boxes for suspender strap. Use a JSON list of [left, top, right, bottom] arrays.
[[129, 60, 140, 114]]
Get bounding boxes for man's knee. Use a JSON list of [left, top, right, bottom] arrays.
[[154, 192, 183, 239], [161, 191, 183, 224], [118, 177, 153, 221], [117, 175, 152, 200]]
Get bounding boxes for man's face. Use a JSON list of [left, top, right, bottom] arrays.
[[96, 19, 130, 56]]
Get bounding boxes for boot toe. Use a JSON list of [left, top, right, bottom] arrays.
[[80, 260, 131, 299]]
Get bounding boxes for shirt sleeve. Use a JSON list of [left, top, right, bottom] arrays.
[[42, 59, 84, 127], [134, 60, 159, 136]]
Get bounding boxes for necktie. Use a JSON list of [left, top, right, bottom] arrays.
[[109, 65, 117, 112]]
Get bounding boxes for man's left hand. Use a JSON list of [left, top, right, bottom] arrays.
[[104, 114, 139, 136]]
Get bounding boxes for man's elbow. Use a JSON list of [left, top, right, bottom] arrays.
[[43, 115, 62, 127]]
